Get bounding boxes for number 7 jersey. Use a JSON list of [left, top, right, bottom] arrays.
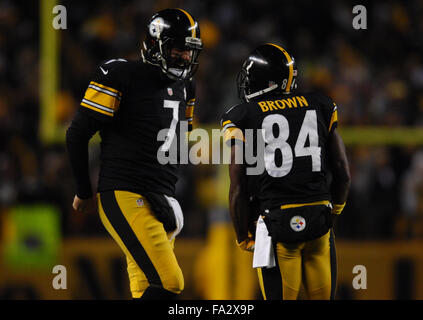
[[79, 59, 196, 197], [221, 92, 338, 210]]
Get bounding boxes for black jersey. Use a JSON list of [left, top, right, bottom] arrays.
[[78, 59, 196, 197], [221, 92, 338, 210]]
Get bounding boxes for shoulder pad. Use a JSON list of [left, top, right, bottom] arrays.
[[98, 58, 130, 72], [101, 58, 128, 66], [310, 91, 335, 108], [220, 103, 247, 128], [223, 104, 239, 115]]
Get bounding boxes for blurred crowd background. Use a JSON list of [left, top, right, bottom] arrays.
[[0, 0, 423, 299]]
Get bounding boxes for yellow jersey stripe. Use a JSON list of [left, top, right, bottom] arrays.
[[266, 43, 294, 93], [185, 105, 194, 118], [221, 120, 232, 127], [281, 200, 330, 210], [90, 81, 122, 96], [81, 102, 113, 117], [84, 88, 120, 111], [177, 8, 196, 38], [329, 108, 338, 132]]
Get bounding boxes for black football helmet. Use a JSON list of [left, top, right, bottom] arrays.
[[237, 43, 298, 102], [142, 8, 202, 80]]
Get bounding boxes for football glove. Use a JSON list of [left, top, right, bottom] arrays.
[[236, 237, 255, 252]]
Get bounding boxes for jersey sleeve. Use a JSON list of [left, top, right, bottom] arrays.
[[185, 80, 196, 132], [329, 102, 338, 134], [220, 104, 247, 145], [79, 59, 129, 122], [315, 92, 338, 135]]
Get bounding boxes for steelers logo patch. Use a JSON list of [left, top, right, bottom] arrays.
[[290, 216, 306, 232], [149, 17, 165, 37]]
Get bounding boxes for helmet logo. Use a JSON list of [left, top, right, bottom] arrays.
[[149, 17, 166, 38]]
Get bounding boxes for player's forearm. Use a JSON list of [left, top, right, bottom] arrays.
[[229, 184, 250, 242], [66, 136, 92, 199], [330, 155, 351, 204], [328, 129, 351, 205], [331, 172, 351, 204], [66, 110, 99, 199]]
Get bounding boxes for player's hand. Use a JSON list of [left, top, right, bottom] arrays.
[[237, 238, 255, 252], [72, 195, 95, 213]]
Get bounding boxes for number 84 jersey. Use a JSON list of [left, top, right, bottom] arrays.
[[79, 59, 196, 197], [220, 92, 338, 210]]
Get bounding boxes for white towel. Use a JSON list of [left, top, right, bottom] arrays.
[[253, 215, 275, 269], [164, 195, 184, 241]]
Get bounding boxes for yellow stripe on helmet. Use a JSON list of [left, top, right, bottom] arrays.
[[177, 8, 196, 38], [266, 43, 294, 93]]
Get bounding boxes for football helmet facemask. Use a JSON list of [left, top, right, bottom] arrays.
[[142, 8, 202, 81], [237, 43, 298, 102]]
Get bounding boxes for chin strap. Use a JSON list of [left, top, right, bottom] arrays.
[[142, 40, 192, 80]]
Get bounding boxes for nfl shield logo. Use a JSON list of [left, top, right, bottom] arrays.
[[167, 88, 173, 96], [136, 198, 144, 207]]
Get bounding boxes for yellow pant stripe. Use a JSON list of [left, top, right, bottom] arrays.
[[257, 268, 267, 300]]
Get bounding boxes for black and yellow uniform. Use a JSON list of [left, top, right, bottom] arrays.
[[67, 58, 196, 298], [67, 8, 203, 300], [257, 228, 336, 300], [86, 59, 195, 197], [98, 190, 183, 298], [222, 92, 337, 210], [221, 91, 338, 299]]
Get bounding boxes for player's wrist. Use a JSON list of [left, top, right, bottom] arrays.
[[332, 202, 346, 215], [76, 192, 92, 200], [236, 235, 255, 252]]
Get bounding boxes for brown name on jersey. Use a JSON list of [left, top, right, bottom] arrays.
[[257, 96, 309, 112]]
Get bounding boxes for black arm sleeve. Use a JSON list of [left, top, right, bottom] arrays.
[[66, 109, 103, 199]]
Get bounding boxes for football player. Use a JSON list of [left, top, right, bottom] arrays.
[[66, 9, 202, 299], [222, 43, 351, 300]]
